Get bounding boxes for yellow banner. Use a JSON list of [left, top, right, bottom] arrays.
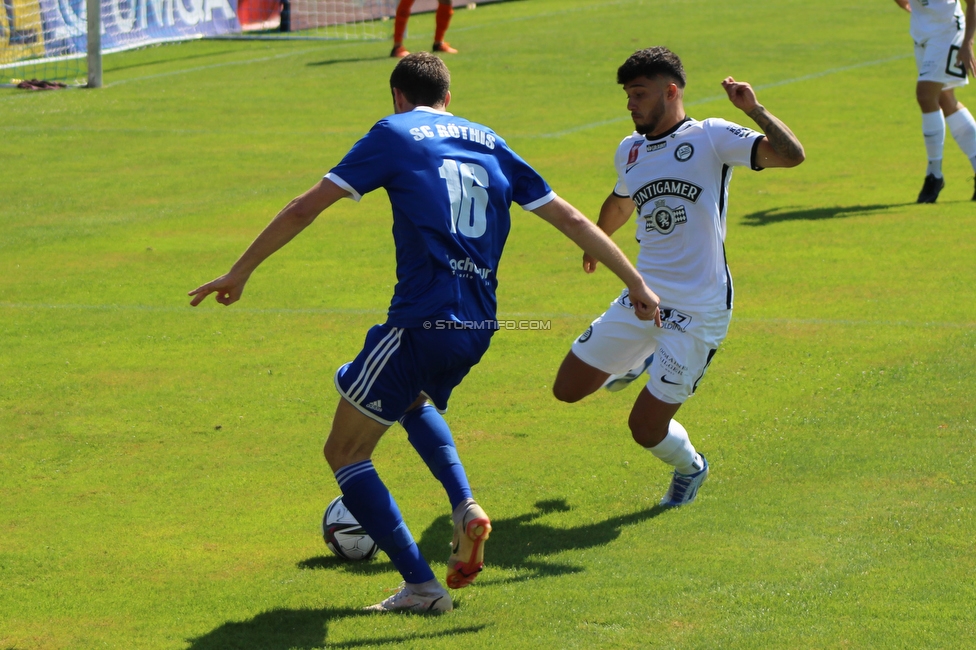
[[1, 0, 47, 66]]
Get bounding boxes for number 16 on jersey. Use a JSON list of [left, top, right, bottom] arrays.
[[439, 159, 489, 239]]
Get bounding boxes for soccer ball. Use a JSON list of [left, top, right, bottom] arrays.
[[322, 496, 379, 561]]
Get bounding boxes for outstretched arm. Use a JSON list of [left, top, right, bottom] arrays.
[[532, 196, 661, 325], [188, 178, 350, 306], [582, 193, 635, 273], [721, 77, 806, 169], [893, 0, 911, 12]]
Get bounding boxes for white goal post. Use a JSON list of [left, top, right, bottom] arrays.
[[0, 0, 496, 87]]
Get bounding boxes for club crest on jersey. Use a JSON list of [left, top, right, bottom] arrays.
[[644, 199, 687, 235], [674, 143, 694, 162], [578, 325, 593, 343]]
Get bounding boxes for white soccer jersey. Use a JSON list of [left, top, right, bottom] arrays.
[[909, 0, 964, 40], [613, 117, 763, 312]]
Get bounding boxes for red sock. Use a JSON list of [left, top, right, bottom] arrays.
[[394, 0, 415, 45], [434, 2, 453, 44]]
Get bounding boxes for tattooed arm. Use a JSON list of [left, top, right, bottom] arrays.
[[721, 77, 806, 169]]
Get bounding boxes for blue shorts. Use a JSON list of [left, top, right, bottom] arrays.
[[334, 324, 493, 426]]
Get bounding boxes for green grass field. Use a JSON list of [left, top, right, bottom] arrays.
[[2, 0, 975, 647]]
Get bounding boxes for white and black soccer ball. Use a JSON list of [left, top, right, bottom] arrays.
[[322, 496, 379, 561]]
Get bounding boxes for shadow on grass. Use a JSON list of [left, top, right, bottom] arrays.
[[185, 606, 486, 649], [189, 501, 663, 648], [740, 203, 914, 226], [299, 498, 669, 583], [307, 55, 392, 66]]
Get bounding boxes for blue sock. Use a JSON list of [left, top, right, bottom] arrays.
[[400, 404, 472, 511], [334, 460, 434, 584]]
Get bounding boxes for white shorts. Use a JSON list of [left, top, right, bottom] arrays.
[[915, 28, 969, 89], [571, 290, 732, 404]]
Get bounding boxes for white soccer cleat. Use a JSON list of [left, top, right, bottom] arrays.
[[660, 455, 709, 507], [603, 354, 654, 392], [446, 501, 491, 589], [364, 582, 453, 613]]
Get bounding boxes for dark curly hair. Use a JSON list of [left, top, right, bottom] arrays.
[[617, 47, 686, 88]]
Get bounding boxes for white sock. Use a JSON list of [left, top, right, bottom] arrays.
[[922, 110, 946, 177], [946, 107, 976, 171], [452, 498, 476, 527], [648, 420, 702, 475]]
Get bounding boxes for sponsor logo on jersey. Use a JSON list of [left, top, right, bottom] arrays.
[[578, 325, 593, 343], [631, 178, 703, 208], [449, 257, 493, 280], [674, 143, 694, 162], [644, 199, 687, 235], [646, 141, 667, 153], [626, 140, 644, 170], [656, 347, 689, 383], [726, 124, 756, 139], [659, 308, 692, 332]]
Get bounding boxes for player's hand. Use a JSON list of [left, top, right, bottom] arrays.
[[957, 45, 976, 78], [583, 252, 599, 273], [721, 77, 760, 113], [188, 271, 248, 307], [628, 282, 662, 327]]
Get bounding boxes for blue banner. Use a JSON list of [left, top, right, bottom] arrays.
[[39, 0, 240, 58]]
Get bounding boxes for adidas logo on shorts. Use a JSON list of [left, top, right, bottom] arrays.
[[364, 400, 383, 412]]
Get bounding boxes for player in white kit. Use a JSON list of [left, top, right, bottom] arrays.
[[552, 47, 805, 507], [894, 0, 976, 202]]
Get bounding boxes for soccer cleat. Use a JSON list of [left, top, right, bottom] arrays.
[[432, 41, 458, 54], [364, 582, 453, 613], [446, 502, 491, 589], [916, 174, 945, 203], [390, 45, 410, 58], [603, 354, 654, 392], [660, 455, 709, 507], [971, 175, 976, 201]]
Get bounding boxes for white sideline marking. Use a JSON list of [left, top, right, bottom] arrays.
[[1, 302, 972, 330]]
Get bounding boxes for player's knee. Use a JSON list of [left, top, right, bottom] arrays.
[[324, 435, 368, 471], [916, 86, 942, 112], [552, 380, 585, 403], [628, 413, 667, 448]]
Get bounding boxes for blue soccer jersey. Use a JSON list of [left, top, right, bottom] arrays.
[[326, 107, 555, 328]]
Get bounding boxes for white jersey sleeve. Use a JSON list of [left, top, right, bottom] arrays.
[[702, 118, 765, 170], [613, 133, 641, 198]]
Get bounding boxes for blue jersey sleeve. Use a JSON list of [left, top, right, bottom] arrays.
[[326, 120, 397, 201], [495, 139, 555, 210]]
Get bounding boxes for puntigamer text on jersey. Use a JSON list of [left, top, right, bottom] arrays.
[[630, 178, 703, 210]]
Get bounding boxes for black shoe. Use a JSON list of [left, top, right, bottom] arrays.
[[917, 174, 945, 203], [971, 175, 976, 201]]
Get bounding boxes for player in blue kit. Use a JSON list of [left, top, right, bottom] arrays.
[[189, 53, 660, 613]]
